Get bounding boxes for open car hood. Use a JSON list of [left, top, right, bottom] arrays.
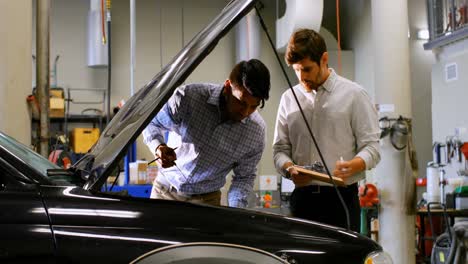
[[75, 0, 258, 191]]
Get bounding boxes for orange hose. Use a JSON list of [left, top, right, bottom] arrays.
[[336, 0, 342, 75], [101, 0, 106, 44]]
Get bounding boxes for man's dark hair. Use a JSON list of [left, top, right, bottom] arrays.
[[285, 29, 327, 66], [229, 59, 270, 108]]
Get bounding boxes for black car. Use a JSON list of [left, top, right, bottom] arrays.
[[0, 0, 392, 263]]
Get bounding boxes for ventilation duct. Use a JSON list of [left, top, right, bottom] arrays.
[[445, 62, 458, 82], [276, 0, 323, 52], [235, 9, 261, 62], [87, 0, 108, 67]]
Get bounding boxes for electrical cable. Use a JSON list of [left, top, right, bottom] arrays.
[[336, 0, 342, 75], [181, 1, 185, 49], [106, 0, 112, 125], [159, 1, 163, 70], [255, 6, 350, 230], [430, 229, 457, 263], [109, 164, 121, 191], [428, 202, 456, 263], [101, 0, 106, 44]]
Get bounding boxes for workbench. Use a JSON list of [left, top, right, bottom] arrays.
[[416, 208, 468, 263]]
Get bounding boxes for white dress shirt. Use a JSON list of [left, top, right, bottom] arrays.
[[273, 69, 380, 186]]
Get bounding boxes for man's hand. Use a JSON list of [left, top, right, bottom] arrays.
[[333, 157, 366, 178], [155, 144, 177, 168], [283, 162, 314, 187]]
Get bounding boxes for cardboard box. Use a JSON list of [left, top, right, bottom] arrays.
[[50, 88, 64, 98], [129, 161, 148, 185], [147, 165, 158, 184], [50, 97, 65, 118], [49, 88, 65, 118], [70, 128, 100, 153], [107, 171, 125, 186]]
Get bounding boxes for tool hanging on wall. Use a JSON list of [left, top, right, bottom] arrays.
[[379, 116, 410, 151], [380, 116, 418, 214]]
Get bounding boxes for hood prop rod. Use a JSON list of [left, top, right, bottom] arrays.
[[255, 5, 350, 231]]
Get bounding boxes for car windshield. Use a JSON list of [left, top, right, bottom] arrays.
[[0, 132, 60, 178]]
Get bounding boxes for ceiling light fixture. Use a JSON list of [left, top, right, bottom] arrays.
[[417, 29, 430, 40]]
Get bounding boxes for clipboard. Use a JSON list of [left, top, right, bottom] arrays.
[[293, 166, 347, 187]]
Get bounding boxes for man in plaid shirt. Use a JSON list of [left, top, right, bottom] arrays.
[[143, 59, 270, 208]]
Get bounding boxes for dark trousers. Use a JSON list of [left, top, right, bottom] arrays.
[[290, 183, 360, 232]]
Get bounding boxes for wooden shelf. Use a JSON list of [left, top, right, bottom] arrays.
[[32, 114, 106, 123]]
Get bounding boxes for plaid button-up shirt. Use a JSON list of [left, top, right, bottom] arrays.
[[143, 83, 266, 208]]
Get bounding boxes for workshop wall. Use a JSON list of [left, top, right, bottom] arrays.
[[29, 0, 289, 194], [25, 0, 438, 197], [407, 0, 436, 176], [0, 0, 32, 145], [430, 41, 468, 194], [32, 0, 108, 110], [108, 0, 244, 166], [29, 0, 237, 159], [432, 46, 468, 142], [341, 0, 435, 179]]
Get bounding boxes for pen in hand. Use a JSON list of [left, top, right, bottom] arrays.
[[148, 147, 178, 165], [147, 156, 160, 165], [339, 156, 348, 172]]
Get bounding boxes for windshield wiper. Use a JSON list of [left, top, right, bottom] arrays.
[[47, 168, 75, 177], [47, 167, 87, 186]]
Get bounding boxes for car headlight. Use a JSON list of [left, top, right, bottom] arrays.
[[364, 251, 393, 264]]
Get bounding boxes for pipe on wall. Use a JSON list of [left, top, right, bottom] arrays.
[[275, 0, 323, 53], [130, 0, 136, 97], [124, 0, 138, 187], [235, 9, 261, 62], [36, 0, 51, 157], [371, 0, 414, 263], [106, 0, 111, 124], [87, 0, 108, 67]]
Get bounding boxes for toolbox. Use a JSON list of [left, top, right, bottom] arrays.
[[70, 128, 100, 153]]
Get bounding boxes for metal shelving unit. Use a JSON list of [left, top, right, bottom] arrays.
[[424, 0, 468, 50]]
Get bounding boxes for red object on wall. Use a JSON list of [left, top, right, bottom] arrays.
[[358, 183, 379, 208], [461, 142, 468, 160], [416, 178, 427, 186], [48, 150, 72, 169], [26, 95, 40, 119]]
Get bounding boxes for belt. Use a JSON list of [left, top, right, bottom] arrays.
[[174, 188, 220, 199], [306, 185, 321, 193], [299, 183, 357, 194], [156, 178, 219, 199]]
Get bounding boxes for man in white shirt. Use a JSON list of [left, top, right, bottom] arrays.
[[273, 29, 380, 231]]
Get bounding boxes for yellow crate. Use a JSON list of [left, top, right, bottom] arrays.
[[70, 128, 100, 153]]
